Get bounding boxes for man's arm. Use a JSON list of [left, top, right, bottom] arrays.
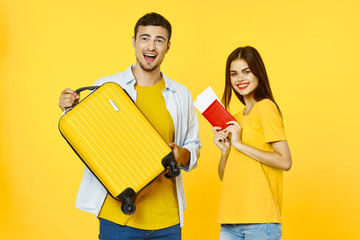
[[176, 89, 201, 171]]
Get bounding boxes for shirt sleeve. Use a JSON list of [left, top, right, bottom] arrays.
[[179, 89, 201, 172], [258, 100, 287, 143]]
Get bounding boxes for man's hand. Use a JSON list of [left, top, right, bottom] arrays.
[[168, 142, 190, 167], [59, 88, 80, 111]]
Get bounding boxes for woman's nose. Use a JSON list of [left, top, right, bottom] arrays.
[[238, 73, 245, 80]]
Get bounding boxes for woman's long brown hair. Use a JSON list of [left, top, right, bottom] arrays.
[[221, 46, 281, 115]]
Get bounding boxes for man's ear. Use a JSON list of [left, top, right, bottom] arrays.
[[166, 41, 171, 53], [132, 36, 135, 48]]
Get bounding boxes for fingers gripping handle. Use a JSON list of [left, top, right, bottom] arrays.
[[65, 86, 100, 112]]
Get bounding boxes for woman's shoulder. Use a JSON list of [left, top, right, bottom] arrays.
[[253, 99, 283, 122], [254, 99, 278, 111]]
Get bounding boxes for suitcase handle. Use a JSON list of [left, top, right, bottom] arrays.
[[75, 86, 100, 94]]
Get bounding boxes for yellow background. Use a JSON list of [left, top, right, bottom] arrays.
[[1, 0, 359, 239]]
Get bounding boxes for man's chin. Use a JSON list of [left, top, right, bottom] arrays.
[[139, 62, 160, 72]]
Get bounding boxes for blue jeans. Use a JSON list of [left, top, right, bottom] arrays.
[[99, 218, 181, 240], [220, 223, 282, 240]]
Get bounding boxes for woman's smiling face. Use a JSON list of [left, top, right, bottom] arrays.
[[230, 58, 259, 98]]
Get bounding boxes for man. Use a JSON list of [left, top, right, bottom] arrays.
[[59, 12, 201, 240]]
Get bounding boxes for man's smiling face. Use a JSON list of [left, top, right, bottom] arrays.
[[132, 25, 170, 72]]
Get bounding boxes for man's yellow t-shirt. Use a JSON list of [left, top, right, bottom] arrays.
[[99, 78, 179, 230], [218, 99, 287, 224]]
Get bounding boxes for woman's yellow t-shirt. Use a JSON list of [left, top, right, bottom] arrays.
[[218, 99, 287, 224], [99, 79, 179, 230]]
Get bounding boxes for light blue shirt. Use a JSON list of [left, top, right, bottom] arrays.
[[74, 66, 201, 227]]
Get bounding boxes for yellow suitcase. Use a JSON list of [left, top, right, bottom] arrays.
[[59, 82, 180, 214]]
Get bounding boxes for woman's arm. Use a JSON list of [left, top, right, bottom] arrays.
[[225, 121, 292, 171], [213, 127, 231, 180], [218, 150, 230, 180], [233, 140, 292, 171]]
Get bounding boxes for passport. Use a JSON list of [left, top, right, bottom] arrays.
[[194, 87, 236, 130]]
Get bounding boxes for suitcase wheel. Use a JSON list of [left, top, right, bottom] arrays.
[[121, 201, 136, 215], [118, 188, 136, 215], [165, 161, 180, 179], [162, 153, 180, 179]]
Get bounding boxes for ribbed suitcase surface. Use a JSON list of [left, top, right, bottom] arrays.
[[59, 82, 174, 201]]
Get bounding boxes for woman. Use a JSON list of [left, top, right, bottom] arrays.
[[213, 46, 292, 240]]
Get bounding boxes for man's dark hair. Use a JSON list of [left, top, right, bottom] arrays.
[[134, 12, 172, 42]]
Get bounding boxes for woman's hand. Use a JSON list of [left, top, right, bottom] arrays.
[[212, 127, 231, 153], [224, 121, 242, 147]]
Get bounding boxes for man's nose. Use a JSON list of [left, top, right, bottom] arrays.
[[147, 40, 156, 50]]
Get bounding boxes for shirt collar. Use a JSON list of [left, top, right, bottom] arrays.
[[124, 65, 176, 92], [124, 65, 136, 85]]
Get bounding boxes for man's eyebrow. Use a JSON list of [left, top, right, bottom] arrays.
[[155, 35, 166, 41], [139, 34, 166, 41], [139, 33, 151, 38]]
